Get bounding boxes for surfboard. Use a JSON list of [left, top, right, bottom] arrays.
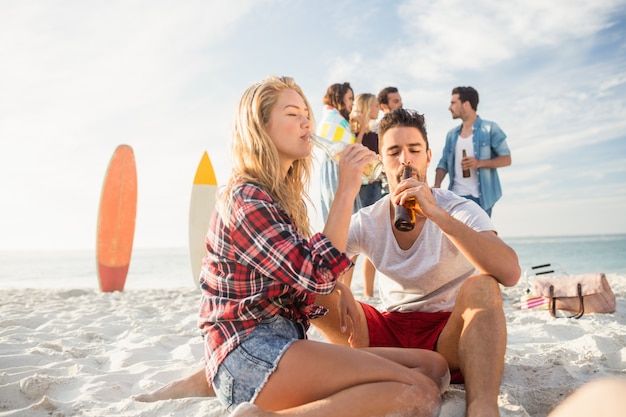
[[96, 144, 137, 292], [188, 151, 218, 287]]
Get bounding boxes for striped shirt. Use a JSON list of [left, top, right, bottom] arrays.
[[198, 181, 353, 382]]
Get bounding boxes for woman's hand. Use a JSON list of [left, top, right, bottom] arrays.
[[335, 281, 365, 347], [336, 144, 376, 195]]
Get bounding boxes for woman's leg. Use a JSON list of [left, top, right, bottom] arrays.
[[133, 362, 215, 402], [363, 347, 450, 393], [252, 340, 441, 417]]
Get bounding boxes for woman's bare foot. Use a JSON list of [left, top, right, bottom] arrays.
[[133, 368, 215, 402]]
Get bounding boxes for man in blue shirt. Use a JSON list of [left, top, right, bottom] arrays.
[[434, 87, 512, 216]]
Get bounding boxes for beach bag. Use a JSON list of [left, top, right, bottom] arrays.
[[519, 263, 561, 311], [532, 272, 616, 319]]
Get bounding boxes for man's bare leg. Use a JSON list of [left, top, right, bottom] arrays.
[[362, 258, 376, 298], [436, 275, 506, 417], [133, 362, 214, 402]]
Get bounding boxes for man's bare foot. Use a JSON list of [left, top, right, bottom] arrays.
[[230, 402, 269, 417], [466, 400, 499, 417], [133, 368, 215, 402]]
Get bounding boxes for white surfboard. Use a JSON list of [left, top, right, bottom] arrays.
[[188, 151, 218, 287]]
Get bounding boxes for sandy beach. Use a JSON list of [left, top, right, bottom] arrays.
[[1, 275, 624, 417]]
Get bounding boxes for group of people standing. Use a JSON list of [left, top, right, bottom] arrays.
[[317, 82, 512, 219], [316, 82, 513, 299], [135, 76, 522, 417], [316, 83, 406, 298], [316, 83, 402, 218]]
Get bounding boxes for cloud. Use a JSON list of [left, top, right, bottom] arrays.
[[377, 0, 625, 80], [1, 0, 625, 250], [0, 1, 256, 250]]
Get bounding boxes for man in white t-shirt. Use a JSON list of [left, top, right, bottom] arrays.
[[312, 108, 521, 417]]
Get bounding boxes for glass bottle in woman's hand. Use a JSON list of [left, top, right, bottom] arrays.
[[308, 132, 382, 183]]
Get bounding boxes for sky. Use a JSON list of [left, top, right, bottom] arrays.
[[1, 0, 626, 251]]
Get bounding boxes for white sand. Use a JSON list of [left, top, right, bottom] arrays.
[[1, 275, 624, 417]]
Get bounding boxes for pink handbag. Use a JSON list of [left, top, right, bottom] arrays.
[[532, 273, 616, 319]]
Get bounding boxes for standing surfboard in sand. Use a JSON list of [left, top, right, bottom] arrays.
[[96, 144, 137, 292], [188, 151, 217, 288]]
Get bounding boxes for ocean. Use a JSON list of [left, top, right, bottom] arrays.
[[0, 234, 624, 290], [506, 234, 626, 276]]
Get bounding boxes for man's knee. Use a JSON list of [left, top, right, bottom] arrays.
[[458, 274, 503, 310]]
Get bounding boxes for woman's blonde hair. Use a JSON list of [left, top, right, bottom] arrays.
[[222, 75, 314, 238], [351, 93, 377, 134]]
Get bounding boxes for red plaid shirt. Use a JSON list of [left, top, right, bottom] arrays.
[[198, 182, 353, 382]]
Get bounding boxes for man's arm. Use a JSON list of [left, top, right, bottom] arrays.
[[466, 154, 511, 170], [432, 213, 520, 287], [396, 179, 520, 287], [433, 167, 447, 188]]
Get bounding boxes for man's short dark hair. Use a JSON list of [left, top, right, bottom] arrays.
[[378, 108, 429, 150], [452, 86, 479, 111], [377, 86, 399, 106]]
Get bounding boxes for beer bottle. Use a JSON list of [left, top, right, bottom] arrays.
[[393, 166, 416, 232], [462, 149, 471, 178]]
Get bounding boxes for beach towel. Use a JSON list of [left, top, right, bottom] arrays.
[[316, 105, 355, 145], [316, 105, 360, 221]]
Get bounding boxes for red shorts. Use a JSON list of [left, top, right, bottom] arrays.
[[360, 301, 464, 384]]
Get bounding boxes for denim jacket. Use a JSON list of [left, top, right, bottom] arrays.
[[436, 116, 510, 211]]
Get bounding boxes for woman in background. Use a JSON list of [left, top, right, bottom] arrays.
[[348, 93, 387, 298], [316, 82, 363, 221]]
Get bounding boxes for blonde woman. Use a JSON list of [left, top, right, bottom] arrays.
[[348, 93, 386, 298], [136, 76, 449, 417]]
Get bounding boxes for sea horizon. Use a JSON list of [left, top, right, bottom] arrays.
[[1, 233, 624, 290], [2, 231, 624, 252]]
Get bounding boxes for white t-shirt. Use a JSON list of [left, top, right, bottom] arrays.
[[346, 189, 494, 313], [452, 135, 479, 198]]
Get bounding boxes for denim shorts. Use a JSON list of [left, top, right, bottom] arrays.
[[212, 315, 306, 412]]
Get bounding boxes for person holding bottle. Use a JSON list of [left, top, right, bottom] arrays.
[[312, 108, 521, 417], [316, 82, 363, 221], [433, 86, 512, 217], [350, 93, 386, 208]]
